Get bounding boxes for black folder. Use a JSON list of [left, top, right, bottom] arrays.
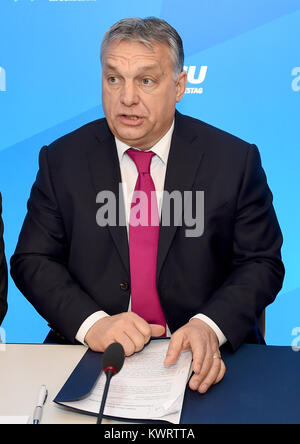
[[54, 343, 300, 424]]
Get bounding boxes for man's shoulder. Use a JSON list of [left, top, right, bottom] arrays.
[[176, 112, 253, 154], [46, 117, 110, 157]]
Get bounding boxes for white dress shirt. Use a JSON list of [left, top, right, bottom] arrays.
[[76, 121, 227, 347]]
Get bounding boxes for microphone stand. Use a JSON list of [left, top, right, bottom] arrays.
[[97, 367, 115, 424], [96, 343, 125, 425]]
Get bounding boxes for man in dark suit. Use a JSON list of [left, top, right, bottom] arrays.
[[0, 193, 8, 325], [11, 17, 284, 394]]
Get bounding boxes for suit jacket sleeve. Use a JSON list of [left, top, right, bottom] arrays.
[[0, 193, 8, 325], [201, 144, 284, 350], [10, 146, 102, 342]]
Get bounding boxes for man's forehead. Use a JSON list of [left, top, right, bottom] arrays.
[[103, 39, 171, 68]]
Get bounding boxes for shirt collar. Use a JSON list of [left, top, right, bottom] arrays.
[[115, 120, 175, 165]]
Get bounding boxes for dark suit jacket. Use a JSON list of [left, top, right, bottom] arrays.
[[0, 193, 8, 325], [10, 112, 284, 350]]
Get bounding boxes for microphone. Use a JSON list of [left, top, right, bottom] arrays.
[[97, 342, 125, 424]]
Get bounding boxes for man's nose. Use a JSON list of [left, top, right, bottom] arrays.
[[120, 81, 139, 106]]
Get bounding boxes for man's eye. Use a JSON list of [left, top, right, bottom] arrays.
[[142, 78, 153, 85], [108, 77, 118, 84]]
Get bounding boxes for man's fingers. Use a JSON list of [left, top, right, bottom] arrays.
[[122, 323, 149, 352], [150, 324, 165, 338], [85, 313, 162, 354], [213, 359, 226, 385], [114, 316, 164, 354], [192, 347, 212, 379], [189, 357, 226, 393], [132, 315, 152, 341], [114, 332, 136, 357], [190, 340, 206, 375], [164, 333, 183, 366], [198, 358, 225, 393], [118, 322, 165, 355]]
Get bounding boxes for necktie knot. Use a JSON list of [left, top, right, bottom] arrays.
[[126, 148, 156, 174]]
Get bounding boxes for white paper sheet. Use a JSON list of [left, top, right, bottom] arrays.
[[62, 340, 192, 424]]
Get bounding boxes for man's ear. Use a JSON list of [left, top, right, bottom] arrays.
[[176, 71, 187, 103]]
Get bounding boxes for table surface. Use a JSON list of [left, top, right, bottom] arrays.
[[2, 343, 300, 424], [0, 344, 124, 424]]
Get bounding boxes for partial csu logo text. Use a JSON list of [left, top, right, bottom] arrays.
[[0, 67, 6, 92], [291, 67, 300, 92], [184, 65, 207, 95]]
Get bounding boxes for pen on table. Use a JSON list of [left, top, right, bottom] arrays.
[[33, 385, 48, 424]]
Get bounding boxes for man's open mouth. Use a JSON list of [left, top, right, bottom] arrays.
[[119, 115, 144, 125], [123, 115, 140, 120]]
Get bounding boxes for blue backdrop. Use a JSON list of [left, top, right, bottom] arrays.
[[0, 0, 299, 345]]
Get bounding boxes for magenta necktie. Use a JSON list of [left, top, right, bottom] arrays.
[[126, 148, 166, 332]]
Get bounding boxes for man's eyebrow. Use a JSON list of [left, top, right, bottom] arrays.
[[135, 64, 161, 73], [103, 63, 161, 74], [103, 63, 119, 72]]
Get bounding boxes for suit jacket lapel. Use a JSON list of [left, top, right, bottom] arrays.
[[157, 112, 205, 280], [87, 120, 130, 275]]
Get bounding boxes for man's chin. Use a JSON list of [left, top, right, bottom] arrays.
[[114, 127, 151, 149]]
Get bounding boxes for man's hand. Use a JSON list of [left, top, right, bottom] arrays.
[[164, 318, 226, 394], [85, 312, 165, 356]]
